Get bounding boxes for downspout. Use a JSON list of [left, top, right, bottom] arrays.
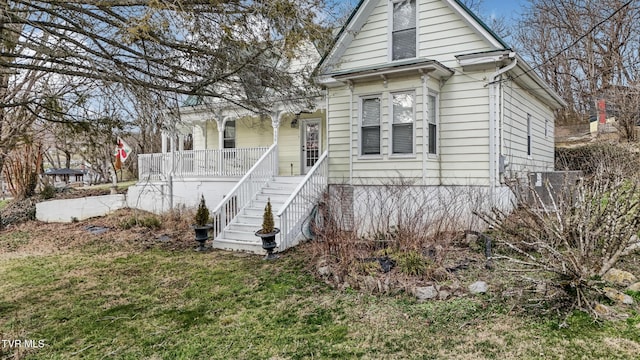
[[324, 88, 330, 179], [488, 53, 517, 201], [348, 81, 354, 186], [168, 134, 175, 211], [421, 73, 427, 185]]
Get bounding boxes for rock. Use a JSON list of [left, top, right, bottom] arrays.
[[438, 289, 451, 301], [594, 303, 612, 317], [627, 282, 640, 292], [469, 281, 488, 294], [415, 286, 438, 301], [317, 266, 331, 277], [604, 287, 634, 305], [603, 268, 637, 287]]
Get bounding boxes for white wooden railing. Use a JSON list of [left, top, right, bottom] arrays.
[[276, 151, 328, 251], [138, 147, 268, 180], [211, 144, 278, 238]]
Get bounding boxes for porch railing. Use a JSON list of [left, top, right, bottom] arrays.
[[276, 150, 328, 251], [137, 147, 269, 181], [211, 144, 278, 238]]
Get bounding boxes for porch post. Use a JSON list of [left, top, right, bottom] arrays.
[[178, 134, 185, 152], [271, 110, 283, 176], [161, 131, 168, 153], [271, 110, 283, 144]]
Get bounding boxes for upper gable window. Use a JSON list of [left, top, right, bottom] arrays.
[[392, 0, 416, 61]]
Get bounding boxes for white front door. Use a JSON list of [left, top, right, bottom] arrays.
[[301, 119, 321, 174]]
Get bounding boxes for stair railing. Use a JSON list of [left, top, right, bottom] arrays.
[[211, 144, 278, 238], [276, 151, 328, 251]]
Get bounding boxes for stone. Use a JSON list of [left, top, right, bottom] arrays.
[[438, 289, 451, 301], [415, 286, 438, 301], [604, 287, 634, 305], [469, 281, 488, 294], [317, 266, 331, 277], [627, 282, 640, 292], [594, 303, 612, 317], [603, 268, 637, 287]]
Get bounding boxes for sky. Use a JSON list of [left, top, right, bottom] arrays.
[[482, 0, 526, 22]]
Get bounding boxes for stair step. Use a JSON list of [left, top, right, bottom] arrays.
[[255, 193, 290, 203], [221, 229, 260, 242], [261, 187, 295, 196], [211, 238, 266, 254]]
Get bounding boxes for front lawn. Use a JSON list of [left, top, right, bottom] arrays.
[[0, 214, 638, 359]]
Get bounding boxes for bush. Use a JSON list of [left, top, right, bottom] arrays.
[[478, 167, 640, 315], [119, 215, 161, 230], [308, 180, 487, 286], [40, 184, 57, 200]]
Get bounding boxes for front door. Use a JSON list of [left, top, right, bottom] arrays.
[[301, 119, 321, 174]]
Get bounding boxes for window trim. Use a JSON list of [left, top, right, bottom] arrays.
[[223, 120, 236, 149], [389, 0, 418, 62], [358, 95, 383, 159], [426, 91, 439, 157], [389, 91, 416, 157], [526, 114, 532, 158]]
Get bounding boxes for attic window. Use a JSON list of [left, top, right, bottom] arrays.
[[392, 0, 416, 61]]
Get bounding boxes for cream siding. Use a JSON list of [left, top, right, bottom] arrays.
[[419, 0, 494, 67], [437, 69, 491, 185], [190, 111, 327, 177], [501, 80, 555, 176], [335, 0, 389, 71]]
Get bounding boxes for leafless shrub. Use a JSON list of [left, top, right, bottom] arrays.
[[308, 179, 495, 288], [478, 168, 640, 314], [2, 143, 43, 200]]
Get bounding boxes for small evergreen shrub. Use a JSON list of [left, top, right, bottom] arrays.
[[194, 195, 210, 227]]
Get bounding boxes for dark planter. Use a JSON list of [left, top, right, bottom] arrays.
[[192, 224, 213, 251], [255, 228, 280, 260]]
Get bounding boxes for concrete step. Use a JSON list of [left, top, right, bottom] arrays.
[[211, 238, 265, 254]]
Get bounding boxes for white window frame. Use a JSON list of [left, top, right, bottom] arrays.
[[223, 120, 236, 149], [389, 91, 416, 157], [389, 0, 418, 61], [526, 114, 532, 158], [359, 95, 383, 158], [426, 91, 439, 157]]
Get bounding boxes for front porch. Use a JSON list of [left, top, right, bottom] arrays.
[[130, 144, 329, 255], [137, 147, 269, 181]]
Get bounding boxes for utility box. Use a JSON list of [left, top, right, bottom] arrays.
[[528, 171, 583, 208]]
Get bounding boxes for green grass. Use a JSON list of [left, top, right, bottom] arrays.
[[1, 241, 639, 359], [0, 199, 10, 211]]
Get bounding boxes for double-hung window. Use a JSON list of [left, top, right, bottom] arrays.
[[224, 120, 236, 149], [526, 114, 532, 156], [361, 97, 381, 156], [392, 0, 416, 60], [391, 92, 414, 155], [427, 93, 437, 155]]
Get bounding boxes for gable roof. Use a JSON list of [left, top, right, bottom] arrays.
[[316, 0, 566, 110], [316, 0, 509, 74]]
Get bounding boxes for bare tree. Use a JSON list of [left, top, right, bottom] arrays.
[[515, 0, 640, 125], [0, 0, 336, 182]]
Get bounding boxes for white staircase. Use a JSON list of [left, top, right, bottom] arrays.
[[212, 176, 305, 254]]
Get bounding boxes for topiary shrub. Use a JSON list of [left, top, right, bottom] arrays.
[[261, 199, 275, 234], [194, 195, 210, 227]]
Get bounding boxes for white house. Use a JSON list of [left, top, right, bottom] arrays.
[[128, 0, 565, 254]]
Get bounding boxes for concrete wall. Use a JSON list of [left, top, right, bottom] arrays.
[[36, 195, 127, 223], [127, 178, 240, 214]]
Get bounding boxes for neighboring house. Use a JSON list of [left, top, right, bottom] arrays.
[[128, 0, 565, 255], [43, 168, 86, 185]]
